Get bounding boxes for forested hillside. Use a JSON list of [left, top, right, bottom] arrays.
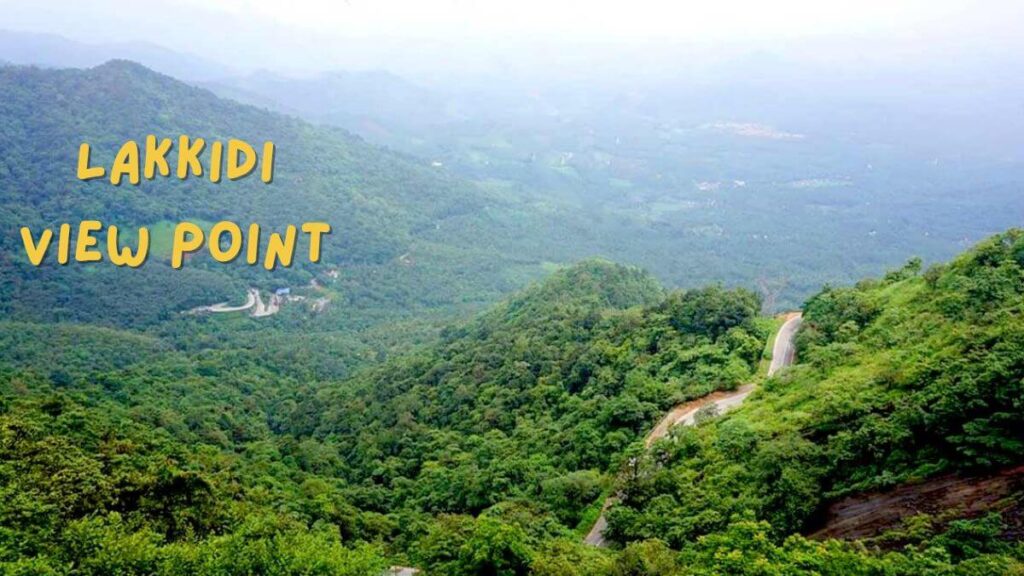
[[0, 260, 772, 574], [5, 230, 1023, 575], [0, 60, 584, 362], [603, 229, 1024, 574], [2, 58, 1023, 575]]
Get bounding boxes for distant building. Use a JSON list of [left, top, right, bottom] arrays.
[[275, 287, 290, 296], [384, 568, 420, 576]]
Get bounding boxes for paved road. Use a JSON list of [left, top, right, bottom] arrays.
[[583, 312, 803, 547], [189, 288, 258, 313], [768, 313, 802, 377], [187, 287, 283, 317]]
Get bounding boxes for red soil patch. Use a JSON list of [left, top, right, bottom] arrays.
[[808, 466, 1024, 542]]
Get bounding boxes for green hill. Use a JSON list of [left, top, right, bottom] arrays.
[[2, 220, 1024, 573], [0, 60, 561, 336], [2, 59, 1023, 575], [301, 260, 761, 497], [0, 60, 636, 384], [0, 259, 770, 574], [605, 229, 1024, 574]]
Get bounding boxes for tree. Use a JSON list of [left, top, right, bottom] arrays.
[[457, 517, 534, 576]]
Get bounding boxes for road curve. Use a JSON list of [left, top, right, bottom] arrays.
[[583, 312, 803, 547], [768, 313, 802, 377], [191, 288, 258, 313], [186, 288, 283, 317]]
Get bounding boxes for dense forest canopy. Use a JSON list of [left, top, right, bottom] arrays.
[[0, 259, 774, 574], [603, 230, 1024, 574], [3, 232, 1024, 574], [0, 61, 583, 351], [0, 60, 638, 385], [0, 59, 1022, 575]]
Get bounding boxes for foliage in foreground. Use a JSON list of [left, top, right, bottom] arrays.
[[2, 230, 1024, 573], [0, 261, 769, 574]]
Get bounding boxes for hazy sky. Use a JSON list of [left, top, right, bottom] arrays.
[[176, 0, 977, 42], [1, 0, 1021, 76]]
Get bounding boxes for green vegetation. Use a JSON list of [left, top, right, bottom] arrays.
[[4, 231, 1023, 574], [0, 60, 567, 357], [1, 60, 1023, 574], [603, 229, 1024, 573], [131, 219, 215, 258], [0, 260, 773, 574], [211, 65, 1024, 311]]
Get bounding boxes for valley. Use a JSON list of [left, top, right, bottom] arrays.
[[0, 44, 1022, 575]]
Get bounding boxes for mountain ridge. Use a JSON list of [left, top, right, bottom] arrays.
[[0, 59, 564, 334]]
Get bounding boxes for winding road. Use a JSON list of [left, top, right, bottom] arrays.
[[186, 288, 282, 317], [205, 288, 258, 313], [583, 312, 803, 547], [768, 312, 802, 377]]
